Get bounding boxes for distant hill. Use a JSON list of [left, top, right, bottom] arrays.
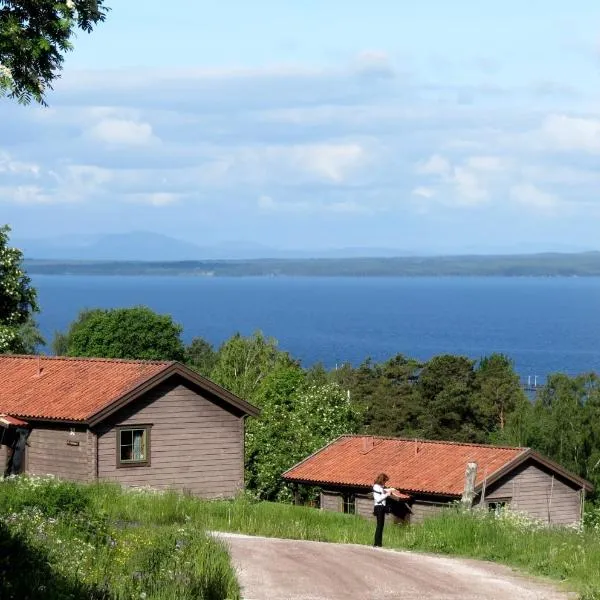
[[23, 252, 600, 277], [16, 231, 596, 262], [16, 231, 418, 261]]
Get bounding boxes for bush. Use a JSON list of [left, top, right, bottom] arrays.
[[0, 475, 90, 517]]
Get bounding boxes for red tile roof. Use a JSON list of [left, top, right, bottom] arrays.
[[283, 435, 527, 497], [0, 355, 171, 422]]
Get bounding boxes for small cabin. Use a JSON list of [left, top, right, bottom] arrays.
[[0, 355, 259, 497], [283, 435, 592, 527]]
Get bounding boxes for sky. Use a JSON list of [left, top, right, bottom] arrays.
[[2, 0, 600, 253]]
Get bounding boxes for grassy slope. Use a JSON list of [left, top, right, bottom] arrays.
[[91, 485, 600, 600], [1, 478, 599, 599], [0, 477, 240, 600]]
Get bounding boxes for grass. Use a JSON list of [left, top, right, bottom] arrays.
[[89, 484, 600, 600], [2, 476, 599, 600], [0, 476, 240, 600]]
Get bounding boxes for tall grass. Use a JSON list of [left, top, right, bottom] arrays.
[[0, 476, 239, 600], [89, 483, 600, 600], [2, 477, 599, 599]]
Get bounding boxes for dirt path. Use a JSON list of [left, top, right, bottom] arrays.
[[215, 532, 573, 600]]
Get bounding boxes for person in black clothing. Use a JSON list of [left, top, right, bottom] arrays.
[[372, 472, 395, 547]]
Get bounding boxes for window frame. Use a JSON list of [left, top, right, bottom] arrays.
[[116, 425, 152, 468], [342, 493, 356, 515], [486, 497, 511, 513]]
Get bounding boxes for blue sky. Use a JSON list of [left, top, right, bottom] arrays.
[[2, 0, 600, 252]]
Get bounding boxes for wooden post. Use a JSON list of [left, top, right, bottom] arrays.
[[461, 462, 478, 508]]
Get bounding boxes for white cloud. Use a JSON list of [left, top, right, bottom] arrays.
[[287, 143, 367, 182], [87, 118, 156, 146], [354, 50, 395, 78], [416, 154, 450, 176], [257, 195, 369, 214], [131, 192, 180, 206], [0, 151, 40, 176], [415, 154, 508, 206], [0, 185, 51, 204], [412, 186, 435, 198], [539, 114, 600, 153], [510, 183, 559, 211]]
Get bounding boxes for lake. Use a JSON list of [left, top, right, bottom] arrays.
[[32, 275, 600, 380]]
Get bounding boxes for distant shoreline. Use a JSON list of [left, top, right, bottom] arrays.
[[23, 253, 600, 277]]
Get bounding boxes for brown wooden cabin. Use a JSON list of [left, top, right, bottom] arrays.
[[0, 355, 259, 498], [283, 435, 593, 527]]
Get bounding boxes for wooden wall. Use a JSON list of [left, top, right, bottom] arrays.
[[0, 443, 6, 474], [320, 490, 342, 512], [409, 500, 447, 524], [26, 425, 92, 482], [482, 460, 583, 525], [96, 379, 245, 499]]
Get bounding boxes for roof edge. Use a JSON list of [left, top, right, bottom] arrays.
[[341, 434, 528, 452], [87, 362, 259, 426], [1, 354, 172, 366], [475, 448, 594, 493]]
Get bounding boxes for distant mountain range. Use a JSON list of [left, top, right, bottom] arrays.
[[15, 231, 595, 261], [16, 231, 421, 260]]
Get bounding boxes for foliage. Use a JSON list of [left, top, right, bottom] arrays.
[[246, 360, 362, 501], [0, 224, 40, 353], [16, 316, 45, 353], [0, 0, 109, 105], [184, 337, 217, 377], [55, 306, 185, 361], [348, 355, 422, 437], [475, 353, 526, 431], [0, 476, 240, 600], [211, 331, 294, 401], [500, 373, 600, 495], [89, 482, 600, 599]]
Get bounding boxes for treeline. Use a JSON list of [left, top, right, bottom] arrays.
[[52, 306, 600, 502], [23, 251, 600, 277]]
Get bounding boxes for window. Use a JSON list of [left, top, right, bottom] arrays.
[[343, 493, 356, 515], [487, 498, 511, 513], [117, 426, 150, 467]]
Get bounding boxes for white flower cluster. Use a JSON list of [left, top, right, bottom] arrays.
[[0, 64, 12, 80]]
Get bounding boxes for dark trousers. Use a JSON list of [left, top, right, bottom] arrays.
[[373, 505, 386, 547]]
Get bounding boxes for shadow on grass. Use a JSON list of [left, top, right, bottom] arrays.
[[0, 522, 107, 600]]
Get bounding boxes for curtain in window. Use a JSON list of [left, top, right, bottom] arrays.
[[133, 430, 144, 461]]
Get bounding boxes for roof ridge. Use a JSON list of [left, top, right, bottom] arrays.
[[1, 354, 174, 366], [343, 434, 528, 452]]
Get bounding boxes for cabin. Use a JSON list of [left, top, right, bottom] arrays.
[[283, 435, 593, 527], [0, 355, 259, 498]]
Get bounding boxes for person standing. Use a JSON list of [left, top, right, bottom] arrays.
[[373, 473, 394, 547]]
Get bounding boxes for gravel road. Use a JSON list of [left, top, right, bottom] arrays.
[[215, 532, 573, 600]]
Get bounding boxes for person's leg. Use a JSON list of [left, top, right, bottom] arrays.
[[374, 506, 385, 547]]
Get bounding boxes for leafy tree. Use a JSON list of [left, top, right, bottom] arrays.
[[349, 355, 422, 437], [476, 353, 526, 431], [0, 224, 40, 353], [184, 336, 218, 377], [246, 360, 362, 501], [16, 317, 45, 354], [416, 354, 488, 442], [245, 362, 306, 498], [211, 331, 294, 401], [57, 306, 185, 360], [0, 0, 109, 105]]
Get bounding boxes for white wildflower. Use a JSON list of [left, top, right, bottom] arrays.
[[0, 64, 12, 80]]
